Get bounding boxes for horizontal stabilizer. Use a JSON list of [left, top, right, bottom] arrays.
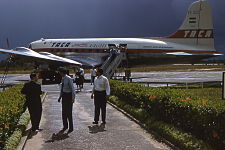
[[166, 52, 223, 56], [166, 52, 193, 56]]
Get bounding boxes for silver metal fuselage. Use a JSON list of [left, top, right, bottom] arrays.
[[29, 37, 218, 66]]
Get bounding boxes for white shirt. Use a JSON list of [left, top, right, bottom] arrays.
[[93, 75, 110, 96], [60, 75, 76, 100], [90, 69, 97, 76], [79, 68, 84, 76]]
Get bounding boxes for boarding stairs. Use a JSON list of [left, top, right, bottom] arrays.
[[101, 53, 124, 79]]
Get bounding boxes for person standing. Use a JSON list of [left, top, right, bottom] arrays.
[[21, 72, 42, 132], [58, 67, 75, 133], [90, 67, 97, 85], [91, 68, 110, 124], [77, 67, 85, 88]]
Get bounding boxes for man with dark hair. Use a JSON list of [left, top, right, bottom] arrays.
[[91, 68, 110, 124], [21, 72, 42, 132], [58, 67, 75, 133]]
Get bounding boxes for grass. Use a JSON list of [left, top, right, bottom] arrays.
[[0, 70, 34, 74], [120, 64, 225, 72], [184, 88, 222, 101], [1, 64, 225, 74], [162, 86, 222, 101]]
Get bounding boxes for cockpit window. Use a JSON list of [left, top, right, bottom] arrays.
[[28, 44, 32, 49]]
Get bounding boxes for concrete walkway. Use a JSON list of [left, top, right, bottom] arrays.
[[22, 83, 171, 150]]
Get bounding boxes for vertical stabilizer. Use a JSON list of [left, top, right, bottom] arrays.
[[167, 0, 215, 50]]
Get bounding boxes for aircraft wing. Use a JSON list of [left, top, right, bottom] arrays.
[[68, 57, 102, 67], [166, 52, 223, 56], [0, 47, 81, 65], [38, 52, 82, 65]]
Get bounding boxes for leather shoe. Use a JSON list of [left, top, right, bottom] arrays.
[[67, 129, 73, 133], [62, 127, 68, 130], [92, 121, 98, 124], [37, 128, 43, 131]]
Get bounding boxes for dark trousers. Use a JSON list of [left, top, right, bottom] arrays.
[[28, 103, 42, 131], [94, 91, 107, 123], [91, 76, 96, 84], [62, 92, 73, 130]]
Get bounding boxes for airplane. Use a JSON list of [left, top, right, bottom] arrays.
[[0, 0, 223, 68]]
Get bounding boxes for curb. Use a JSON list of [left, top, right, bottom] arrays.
[[107, 100, 180, 150], [16, 92, 47, 150]]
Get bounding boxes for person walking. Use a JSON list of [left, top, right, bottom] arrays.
[[21, 72, 42, 132], [77, 67, 85, 88], [90, 67, 97, 85], [91, 68, 110, 124], [58, 67, 75, 133]]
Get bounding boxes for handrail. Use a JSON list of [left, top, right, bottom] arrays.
[[101, 53, 124, 78]]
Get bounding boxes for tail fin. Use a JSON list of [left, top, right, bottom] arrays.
[[166, 0, 215, 50]]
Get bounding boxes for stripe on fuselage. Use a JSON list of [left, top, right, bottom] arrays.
[[33, 48, 219, 54]]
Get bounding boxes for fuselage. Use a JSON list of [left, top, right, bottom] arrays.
[[29, 37, 219, 66]]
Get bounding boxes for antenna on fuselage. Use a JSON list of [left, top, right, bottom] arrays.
[[6, 38, 10, 49]]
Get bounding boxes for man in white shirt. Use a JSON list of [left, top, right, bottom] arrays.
[[58, 67, 75, 133], [90, 67, 97, 85], [91, 68, 110, 124]]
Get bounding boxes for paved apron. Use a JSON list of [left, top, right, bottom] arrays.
[[23, 83, 170, 150]]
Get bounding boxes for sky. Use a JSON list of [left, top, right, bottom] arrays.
[[0, 0, 225, 60]]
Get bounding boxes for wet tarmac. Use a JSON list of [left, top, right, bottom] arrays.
[[22, 83, 170, 150], [115, 71, 223, 83], [0, 74, 29, 85], [1, 71, 223, 86]]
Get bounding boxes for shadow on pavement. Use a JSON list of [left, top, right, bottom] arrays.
[[27, 130, 38, 139], [23, 128, 31, 137], [88, 124, 106, 134], [45, 129, 69, 143]]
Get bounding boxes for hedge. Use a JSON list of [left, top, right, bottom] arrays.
[[4, 109, 30, 150], [109, 95, 211, 150], [0, 85, 26, 150], [110, 80, 225, 149]]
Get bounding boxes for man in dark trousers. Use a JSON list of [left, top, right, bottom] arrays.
[[21, 72, 42, 132], [58, 67, 75, 133], [91, 68, 110, 124]]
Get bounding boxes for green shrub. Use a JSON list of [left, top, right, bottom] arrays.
[[109, 95, 212, 150], [0, 85, 26, 149], [110, 80, 225, 149], [4, 110, 30, 150]]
